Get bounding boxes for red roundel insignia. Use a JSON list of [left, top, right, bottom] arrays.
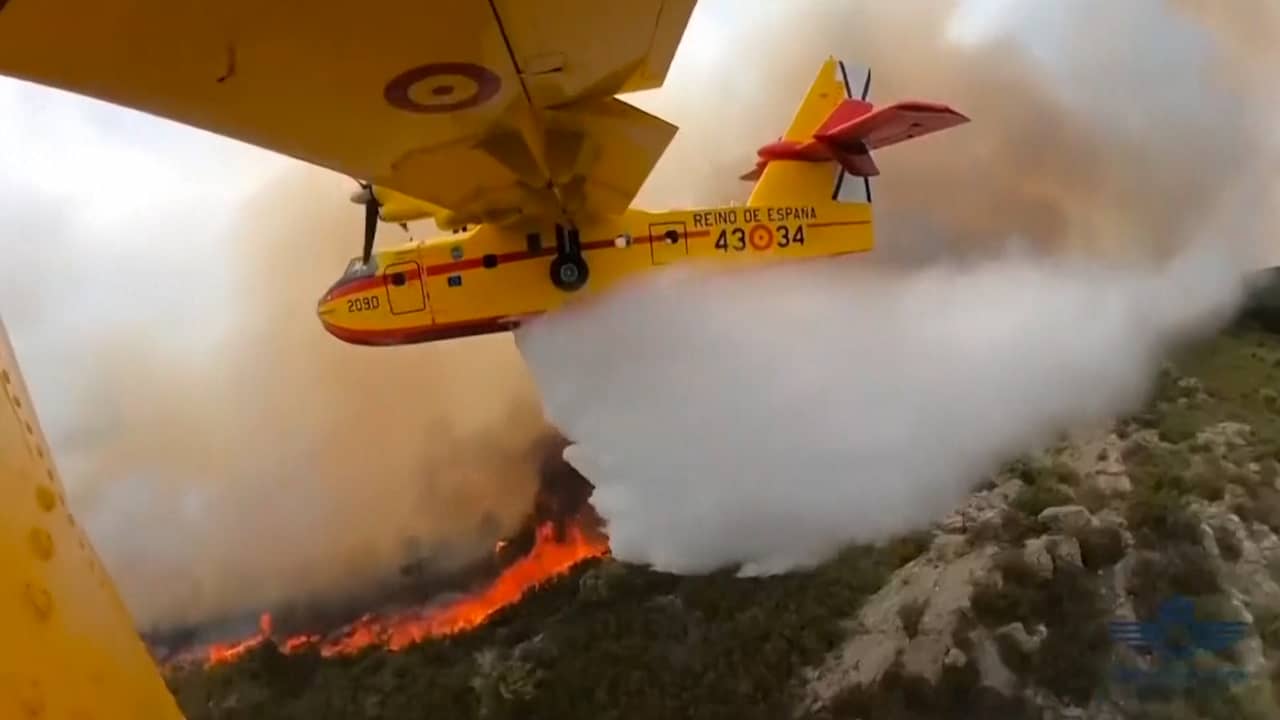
[[748, 224, 774, 250], [384, 62, 502, 114]]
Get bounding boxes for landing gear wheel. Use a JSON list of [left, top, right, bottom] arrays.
[[550, 253, 589, 292], [550, 223, 589, 292]]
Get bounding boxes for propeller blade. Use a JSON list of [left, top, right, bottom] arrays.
[[362, 196, 378, 264]]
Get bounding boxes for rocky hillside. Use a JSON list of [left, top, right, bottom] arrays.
[[165, 303, 1280, 719]]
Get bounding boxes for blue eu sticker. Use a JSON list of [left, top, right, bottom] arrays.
[[447, 275, 462, 287], [1109, 595, 1250, 691]]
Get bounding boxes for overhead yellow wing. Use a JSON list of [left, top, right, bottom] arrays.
[[0, 0, 696, 227]]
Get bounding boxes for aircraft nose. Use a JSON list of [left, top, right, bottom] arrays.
[[316, 278, 345, 331]]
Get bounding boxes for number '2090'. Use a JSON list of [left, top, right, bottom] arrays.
[[347, 296, 380, 312]]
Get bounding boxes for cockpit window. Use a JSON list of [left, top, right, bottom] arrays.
[[341, 257, 377, 281]]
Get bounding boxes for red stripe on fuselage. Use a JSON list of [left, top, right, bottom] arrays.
[[320, 315, 523, 346], [324, 225, 799, 301], [326, 230, 714, 300], [807, 220, 871, 228]]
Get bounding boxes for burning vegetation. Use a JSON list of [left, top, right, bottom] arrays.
[[151, 434, 608, 669], [162, 316, 1280, 720]]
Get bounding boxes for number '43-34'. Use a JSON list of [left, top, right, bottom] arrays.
[[714, 224, 805, 252]]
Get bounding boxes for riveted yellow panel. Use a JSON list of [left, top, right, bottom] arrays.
[[0, 317, 184, 719]]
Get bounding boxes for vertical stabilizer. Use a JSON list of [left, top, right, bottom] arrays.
[[742, 56, 967, 209], [746, 57, 865, 206]]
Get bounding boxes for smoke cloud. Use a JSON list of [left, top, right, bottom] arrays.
[[73, 173, 551, 630], [0, 95, 549, 630], [514, 0, 1274, 574], [3, 0, 1278, 624]]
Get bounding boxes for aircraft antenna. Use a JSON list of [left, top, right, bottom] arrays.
[[861, 67, 872, 202]]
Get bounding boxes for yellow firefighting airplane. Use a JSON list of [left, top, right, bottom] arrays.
[[319, 52, 967, 346], [0, 1, 966, 715]]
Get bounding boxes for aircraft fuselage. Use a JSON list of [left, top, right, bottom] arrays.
[[316, 199, 874, 346]]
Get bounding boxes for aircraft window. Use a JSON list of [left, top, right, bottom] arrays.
[[341, 257, 376, 280], [483, 254, 498, 269], [390, 272, 406, 287]]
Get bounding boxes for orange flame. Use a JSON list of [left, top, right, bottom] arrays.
[[204, 518, 607, 666], [206, 612, 273, 665]]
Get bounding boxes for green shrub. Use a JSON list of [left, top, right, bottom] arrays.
[[1079, 524, 1126, 570], [1129, 548, 1223, 621], [1259, 388, 1279, 410], [825, 656, 1039, 720], [1235, 484, 1280, 533], [970, 578, 1030, 629], [993, 629, 1032, 677], [1188, 463, 1228, 502], [1124, 441, 1193, 492], [1004, 458, 1080, 488], [1126, 486, 1201, 548], [1159, 411, 1204, 445], [1012, 483, 1074, 517], [968, 551, 1111, 705], [1075, 481, 1110, 513], [970, 508, 1038, 546], [1255, 607, 1280, 650], [885, 530, 934, 569]]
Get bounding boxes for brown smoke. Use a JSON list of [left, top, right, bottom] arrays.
[[518, 0, 1273, 576], [57, 166, 550, 631], [5, 0, 1279, 632], [631, 0, 1277, 266]]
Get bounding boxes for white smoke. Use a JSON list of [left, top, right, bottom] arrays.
[[515, 238, 1244, 575], [511, 0, 1273, 575]]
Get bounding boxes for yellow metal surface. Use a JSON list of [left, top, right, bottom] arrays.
[[317, 196, 874, 343], [0, 319, 184, 719], [315, 53, 882, 345], [0, 0, 693, 229], [749, 56, 850, 206]]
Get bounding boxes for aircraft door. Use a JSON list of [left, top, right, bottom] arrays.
[[384, 261, 427, 315], [649, 222, 688, 265]]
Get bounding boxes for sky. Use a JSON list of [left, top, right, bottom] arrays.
[[0, 0, 1277, 628]]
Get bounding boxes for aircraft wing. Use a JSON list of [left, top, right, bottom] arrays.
[[0, 0, 695, 227]]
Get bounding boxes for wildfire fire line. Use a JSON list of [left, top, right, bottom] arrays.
[[203, 515, 608, 666], [152, 434, 607, 669]]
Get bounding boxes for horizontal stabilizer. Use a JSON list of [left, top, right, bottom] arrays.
[[817, 100, 969, 152], [815, 98, 874, 136], [743, 93, 969, 180]]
